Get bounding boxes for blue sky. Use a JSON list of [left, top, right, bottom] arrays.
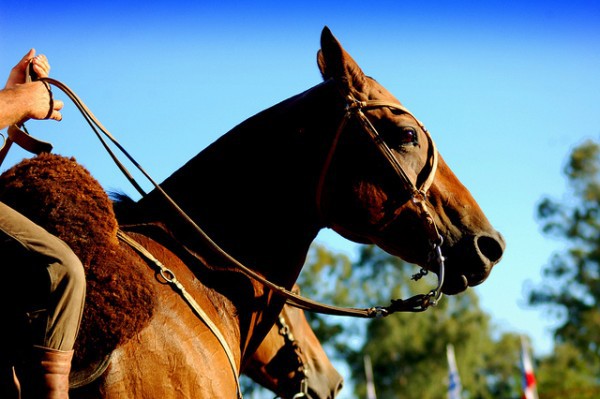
[[2, 0, 600, 388]]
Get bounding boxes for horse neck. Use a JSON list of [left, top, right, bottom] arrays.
[[136, 81, 343, 363], [139, 81, 342, 286]]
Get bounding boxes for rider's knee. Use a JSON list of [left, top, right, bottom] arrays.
[[60, 250, 86, 299], [51, 245, 86, 303]]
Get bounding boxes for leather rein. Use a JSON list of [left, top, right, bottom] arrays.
[[7, 77, 445, 317]]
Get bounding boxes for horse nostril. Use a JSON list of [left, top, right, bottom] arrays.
[[476, 233, 504, 265], [333, 379, 344, 398]]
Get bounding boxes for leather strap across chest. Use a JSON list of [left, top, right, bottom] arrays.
[[117, 230, 243, 399]]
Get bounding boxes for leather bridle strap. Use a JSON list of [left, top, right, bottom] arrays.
[[315, 98, 439, 227], [348, 99, 439, 197], [39, 77, 148, 197], [347, 99, 442, 244], [312, 97, 445, 312]]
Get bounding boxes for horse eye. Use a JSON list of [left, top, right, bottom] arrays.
[[386, 127, 417, 149], [400, 127, 417, 145], [377, 118, 419, 150]]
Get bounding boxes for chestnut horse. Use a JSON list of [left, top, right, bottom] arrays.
[[244, 286, 343, 399], [0, 26, 504, 398]]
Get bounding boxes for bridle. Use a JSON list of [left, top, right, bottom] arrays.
[[274, 314, 309, 399], [313, 96, 445, 311], [315, 98, 439, 223]]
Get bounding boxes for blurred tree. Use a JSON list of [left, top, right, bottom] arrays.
[[536, 342, 600, 399], [483, 334, 523, 398], [347, 246, 523, 399], [529, 139, 600, 389]]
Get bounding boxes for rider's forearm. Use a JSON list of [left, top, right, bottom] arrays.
[[0, 87, 32, 130]]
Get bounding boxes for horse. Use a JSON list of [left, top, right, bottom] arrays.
[[243, 285, 343, 399], [0, 26, 504, 398]]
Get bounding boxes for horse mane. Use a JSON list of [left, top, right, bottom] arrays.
[[0, 153, 155, 368]]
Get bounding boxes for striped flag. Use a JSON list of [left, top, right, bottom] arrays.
[[520, 336, 539, 399], [447, 344, 462, 399]]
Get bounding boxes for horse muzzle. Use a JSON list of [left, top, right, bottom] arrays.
[[441, 231, 505, 295]]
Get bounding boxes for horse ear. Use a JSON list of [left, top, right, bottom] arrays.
[[317, 26, 367, 95]]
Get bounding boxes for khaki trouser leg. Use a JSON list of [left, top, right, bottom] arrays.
[[0, 202, 86, 350], [1, 202, 86, 398]]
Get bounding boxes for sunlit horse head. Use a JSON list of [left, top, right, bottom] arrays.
[[312, 27, 505, 295]]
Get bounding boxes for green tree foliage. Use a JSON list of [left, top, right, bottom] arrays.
[[530, 139, 600, 388], [536, 342, 600, 399], [296, 243, 356, 351], [298, 243, 524, 399]]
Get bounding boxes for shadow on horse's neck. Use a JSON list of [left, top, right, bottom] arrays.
[[137, 80, 342, 287]]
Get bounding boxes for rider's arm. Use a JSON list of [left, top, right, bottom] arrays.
[[1, 49, 63, 130], [0, 83, 59, 130]]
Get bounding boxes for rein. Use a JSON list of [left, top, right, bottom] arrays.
[[17, 77, 444, 318]]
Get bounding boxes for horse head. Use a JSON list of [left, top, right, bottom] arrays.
[[315, 27, 505, 295]]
